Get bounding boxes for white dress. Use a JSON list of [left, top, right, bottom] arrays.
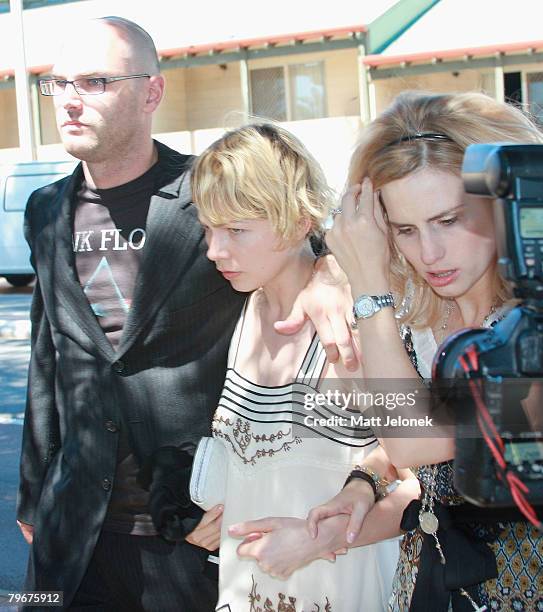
[[213, 308, 399, 612]]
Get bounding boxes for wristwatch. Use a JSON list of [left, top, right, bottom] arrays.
[[353, 292, 395, 320]]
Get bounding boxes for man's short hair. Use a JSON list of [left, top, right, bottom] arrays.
[[94, 16, 160, 74]]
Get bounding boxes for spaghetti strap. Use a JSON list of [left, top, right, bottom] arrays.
[[296, 333, 327, 384], [229, 299, 327, 383], [227, 299, 248, 369]]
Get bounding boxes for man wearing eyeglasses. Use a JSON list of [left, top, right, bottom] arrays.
[[16, 16, 238, 612], [16, 13, 356, 612]]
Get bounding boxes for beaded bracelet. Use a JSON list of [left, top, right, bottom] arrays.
[[343, 466, 389, 502]]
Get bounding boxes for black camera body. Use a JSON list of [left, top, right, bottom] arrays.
[[462, 144, 543, 296], [433, 144, 543, 508]]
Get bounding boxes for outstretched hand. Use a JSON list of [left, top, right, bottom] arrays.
[[274, 255, 359, 371]]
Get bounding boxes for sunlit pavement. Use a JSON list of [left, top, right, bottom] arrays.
[[0, 340, 29, 594], [0, 282, 31, 340]]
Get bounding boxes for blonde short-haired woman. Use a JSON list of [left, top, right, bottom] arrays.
[[189, 123, 400, 611]]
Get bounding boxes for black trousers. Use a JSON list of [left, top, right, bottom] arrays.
[[69, 531, 218, 612]]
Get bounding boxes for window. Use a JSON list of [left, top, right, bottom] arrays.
[[504, 71, 543, 124], [250, 61, 326, 121], [250, 67, 286, 122], [527, 72, 543, 123], [504, 72, 522, 105]]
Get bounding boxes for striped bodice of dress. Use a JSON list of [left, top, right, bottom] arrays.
[[212, 304, 377, 470]]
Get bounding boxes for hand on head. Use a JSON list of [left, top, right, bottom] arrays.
[[325, 179, 391, 299]]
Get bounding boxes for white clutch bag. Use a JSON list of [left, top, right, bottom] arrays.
[[190, 436, 228, 511]]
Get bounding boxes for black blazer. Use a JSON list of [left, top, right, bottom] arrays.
[[17, 142, 245, 604]]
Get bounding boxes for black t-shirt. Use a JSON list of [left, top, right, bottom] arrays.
[[73, 163, 159, 535], [73, 166, 157, 349]]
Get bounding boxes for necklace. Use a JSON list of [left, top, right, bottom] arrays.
[[419, 465, 446, 563], [436, 300, 455, 344], [419, 466, 489, 610], [437, 298, 502, 342], [482, 301, 499, 327]]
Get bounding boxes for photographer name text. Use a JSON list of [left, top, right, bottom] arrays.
[[302, 390, 433, 428], [303, 414, 433, 427]]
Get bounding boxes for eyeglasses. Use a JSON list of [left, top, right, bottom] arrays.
[[38, 74, 151, 96]]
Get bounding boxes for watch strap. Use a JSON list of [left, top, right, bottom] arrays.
[[372, 293, 395, 309]]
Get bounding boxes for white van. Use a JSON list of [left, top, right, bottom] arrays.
[[0, 161, 76, 286]]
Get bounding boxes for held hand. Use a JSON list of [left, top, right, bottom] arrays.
[[230, 517, 338, 580], [185, 504, 223, 551], [307, 479, 375, 544], [325, 179, 391, 295], [17, 520, 34, 545], [275, 255, 359, 370]]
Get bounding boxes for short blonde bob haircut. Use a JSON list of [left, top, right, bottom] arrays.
[[348, 91, 543, 328], [191, 123, 334, 246]]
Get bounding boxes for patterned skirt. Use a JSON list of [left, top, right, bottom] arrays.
[[388, 519, 543, 611]]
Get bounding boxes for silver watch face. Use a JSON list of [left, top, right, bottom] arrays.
[[354, 295, 376, 319]]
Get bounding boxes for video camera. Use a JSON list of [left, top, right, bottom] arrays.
[[432, 144, 543, 512]]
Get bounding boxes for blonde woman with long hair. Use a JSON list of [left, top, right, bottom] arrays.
[[236, 93, 543, 611]]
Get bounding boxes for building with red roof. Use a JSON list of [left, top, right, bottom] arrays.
[[0, 0, 540, 190]]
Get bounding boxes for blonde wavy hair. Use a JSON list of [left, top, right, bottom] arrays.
[[191, 123, 334, 246], [348, 91, 543, 328]]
